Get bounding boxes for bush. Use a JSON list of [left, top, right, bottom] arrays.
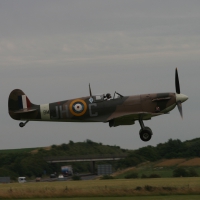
[[141, 173, 160, 179], [173, 168, 189, 177], [162, 186, 177, 191], [141, 174, 148, 179], [69, 140, 74, 145], [173, 167, 199, 177], [72, 175, 81, 181], [125, 172, 138, 179], [189, 168, 199, 177], [135, 186, 142, 191], [100, 175, 114, 180], [0, 168, 18, 180], [148, 173, 161, 178], [60, 143, 69, 150], [85, 139, 95, 144], [144, 185, 155, 191]]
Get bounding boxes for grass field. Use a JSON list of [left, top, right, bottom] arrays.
[[115, 159, 200, 179], [119, 167, 200, 179], [178, 158, 200, 166], [115, 168, 174, 178], [1, 177, 200, 199], [155, 158, 186, 167], [11, 196, 200, 200]]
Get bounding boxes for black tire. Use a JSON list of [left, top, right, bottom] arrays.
[[139, 127, 152, 142], [19, 122, 24, 128]]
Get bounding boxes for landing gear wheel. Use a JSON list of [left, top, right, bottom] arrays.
[[19, 122, 24, 128], [139, 127, 152, 142], [19, 120, 29, 128]]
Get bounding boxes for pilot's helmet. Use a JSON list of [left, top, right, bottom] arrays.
[[106, 93, 111, 99]]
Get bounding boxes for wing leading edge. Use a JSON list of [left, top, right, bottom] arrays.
[[107, 112, 163, 127]]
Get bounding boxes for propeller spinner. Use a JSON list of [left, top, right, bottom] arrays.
[[175, 68, 188, 118]]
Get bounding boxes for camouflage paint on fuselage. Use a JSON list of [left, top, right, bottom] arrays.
[[8, 89, 177, 126]]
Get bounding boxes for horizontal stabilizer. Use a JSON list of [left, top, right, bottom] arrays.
[[14, 108, 37, 114]]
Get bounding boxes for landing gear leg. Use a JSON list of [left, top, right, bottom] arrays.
[[138, 118, 152, 142], [19, 120, 29, 128]]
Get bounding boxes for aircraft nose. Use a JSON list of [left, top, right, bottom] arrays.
[[176, 94, 188, 103]]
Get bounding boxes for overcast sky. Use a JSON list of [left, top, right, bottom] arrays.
[[0, 0, 199, 150]]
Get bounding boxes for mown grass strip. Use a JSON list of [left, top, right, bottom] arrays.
[[0, 178, 200, 199], [6, 195, 200, 200]]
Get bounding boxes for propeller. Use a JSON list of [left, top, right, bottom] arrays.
[[177, 101, 183, 118], [175, 68, 182, 118], [175, 68, 180, 94], [175, 68, 188, 118], [89, 83, 92, 97]]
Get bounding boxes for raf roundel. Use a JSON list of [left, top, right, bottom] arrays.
[[73, 102, 84, 113], [69, 99, 87, 116]]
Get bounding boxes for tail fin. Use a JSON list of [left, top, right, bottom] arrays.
[[8, 89, 36, 120]]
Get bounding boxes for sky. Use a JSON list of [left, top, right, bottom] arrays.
[[0, 0, 199, 150]]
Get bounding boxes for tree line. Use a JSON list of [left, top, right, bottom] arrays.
[[0, 138, 200, 180], [117, 138, 200, 168]]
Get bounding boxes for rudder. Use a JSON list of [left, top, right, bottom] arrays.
[[8, 89, 34, 120]]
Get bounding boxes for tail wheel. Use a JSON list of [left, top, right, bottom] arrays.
[[19, 122, 24, 128], [139, 127, 152, 142]]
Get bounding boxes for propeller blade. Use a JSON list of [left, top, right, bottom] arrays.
[[177, 101, 183, 119], [89, 83, 92, 97], [175, 68, 180, 94]]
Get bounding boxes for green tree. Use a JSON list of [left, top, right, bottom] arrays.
[[173, 168, 189, 177], [189, 168, 198, 177]]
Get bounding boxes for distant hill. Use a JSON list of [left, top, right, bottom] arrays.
[[117, 138, 200, 169], [0, 147, 37, 154], [0, 139, 128, 155], [0, 138, 200, 180], [31, 139, 129, 156], [0, 139, 129, 179]]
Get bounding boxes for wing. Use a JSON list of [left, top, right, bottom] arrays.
[[107, 112, 163, 127]]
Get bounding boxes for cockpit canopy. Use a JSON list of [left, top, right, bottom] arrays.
[[92, 92, 123, 102], [93, 94, 104, 102]]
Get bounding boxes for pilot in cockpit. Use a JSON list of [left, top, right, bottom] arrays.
[[104, 93, 111, 100]]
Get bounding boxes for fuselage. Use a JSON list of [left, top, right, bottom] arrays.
[[9, 92, 178, 123]]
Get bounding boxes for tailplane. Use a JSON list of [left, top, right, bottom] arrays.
[[8, 89, 37, 120]]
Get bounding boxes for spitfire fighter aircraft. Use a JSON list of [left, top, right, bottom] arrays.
[[8, 69, 188, 142]]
